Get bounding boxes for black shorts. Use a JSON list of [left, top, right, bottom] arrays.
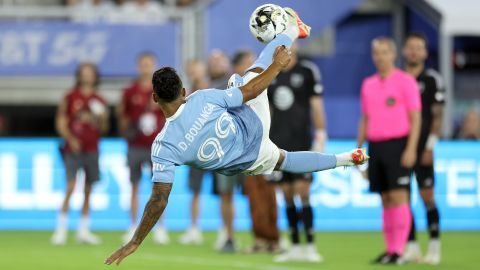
[[368, 137, 411, 193], [127, 146, 151, 183], [413, 164, 434, 189], [64, 152, 100, 183], [268, 171, 312, 183], [413, 134, 435, 189]]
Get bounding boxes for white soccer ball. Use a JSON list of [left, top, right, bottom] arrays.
[[249, 4, 288, 43]]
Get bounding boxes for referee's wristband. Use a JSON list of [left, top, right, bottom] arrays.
[[425, 134, 439, 150]]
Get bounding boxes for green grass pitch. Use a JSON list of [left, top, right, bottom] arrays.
[[0, 231, 478, 270]]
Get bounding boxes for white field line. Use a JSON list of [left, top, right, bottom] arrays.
[[140, 253, 315, 270]]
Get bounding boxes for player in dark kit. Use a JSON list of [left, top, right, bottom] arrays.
[[268, 43, 326, 262], [402, 32, 444, 264]]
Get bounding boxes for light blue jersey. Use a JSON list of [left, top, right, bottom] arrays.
[[151, 88, 263, 183], [151, 34, 293, 183]]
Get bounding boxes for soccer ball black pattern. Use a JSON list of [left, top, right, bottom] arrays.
[[249, 4, 288, 43]]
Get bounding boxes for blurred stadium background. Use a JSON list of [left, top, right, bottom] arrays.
[[0, 0, 479, 269]]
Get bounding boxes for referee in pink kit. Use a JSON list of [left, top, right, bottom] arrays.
[[356, 37, 421, 265]]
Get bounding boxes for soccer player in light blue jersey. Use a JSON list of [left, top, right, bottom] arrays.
[[106, 8, 368, 265]]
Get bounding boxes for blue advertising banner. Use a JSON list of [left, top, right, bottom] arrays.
[[0, 139, 479, 231], [0, 22, 177, 76]]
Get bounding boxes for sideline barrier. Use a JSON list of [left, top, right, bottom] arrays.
[[0, 139, 479, 231]]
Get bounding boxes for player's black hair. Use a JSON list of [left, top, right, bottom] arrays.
[[75, 62, 100, 88], [232, 50, 254, 67], [137, 51, 157, 62], [406, 32, 429, 47], [152, 67, 183, 102]]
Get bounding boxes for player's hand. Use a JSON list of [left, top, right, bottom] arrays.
[[104, 242, 139, 266], [68, 137, 81, 153], [401, 147, 417, 168], [272, 45, 292, 69], [420, 149, 433, 166]]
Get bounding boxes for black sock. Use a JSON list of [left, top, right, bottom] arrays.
[[408, 209, 417, 242], [301, 205, 314, 243], [286, 205, 299, 244], [426, 204, 440, 239]]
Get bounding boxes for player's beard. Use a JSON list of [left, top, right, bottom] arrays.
[[406, 60, 422, 69]]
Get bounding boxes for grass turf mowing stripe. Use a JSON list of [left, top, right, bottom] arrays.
[[0, 231, 478, 270]]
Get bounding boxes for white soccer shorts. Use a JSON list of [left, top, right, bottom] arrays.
[[242, 71, 280, 175]]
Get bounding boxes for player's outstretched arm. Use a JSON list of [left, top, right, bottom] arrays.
[[240, 45, 291, 102], [105, 182, 172, 266]]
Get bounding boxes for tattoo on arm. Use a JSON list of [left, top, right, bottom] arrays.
[[430, 104, 444, 135], [131, 182, 172, 245]]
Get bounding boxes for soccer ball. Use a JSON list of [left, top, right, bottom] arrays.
[[249, 4, 288, 43]]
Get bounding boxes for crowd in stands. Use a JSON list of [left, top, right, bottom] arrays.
[[1, 0, 200, 23], [67, 0, 199, 24]]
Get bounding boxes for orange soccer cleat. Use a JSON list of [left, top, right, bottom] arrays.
[[283, 7, 311, 39], [351, 148, 369, 165]]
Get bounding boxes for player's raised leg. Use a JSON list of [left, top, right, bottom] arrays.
[[241, 6, 318, 177], [283, 7, 311, 39], [246, 6, 309, 74]]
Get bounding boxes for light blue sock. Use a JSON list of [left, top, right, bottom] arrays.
[[246, 33, 293, 72], [280, 151, 337, 173]]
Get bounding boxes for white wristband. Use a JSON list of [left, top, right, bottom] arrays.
[[425, 134, 439, 150], [315, 129, 327, 142]]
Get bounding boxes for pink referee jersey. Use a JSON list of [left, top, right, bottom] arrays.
[[361, 68, 421, 142]]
